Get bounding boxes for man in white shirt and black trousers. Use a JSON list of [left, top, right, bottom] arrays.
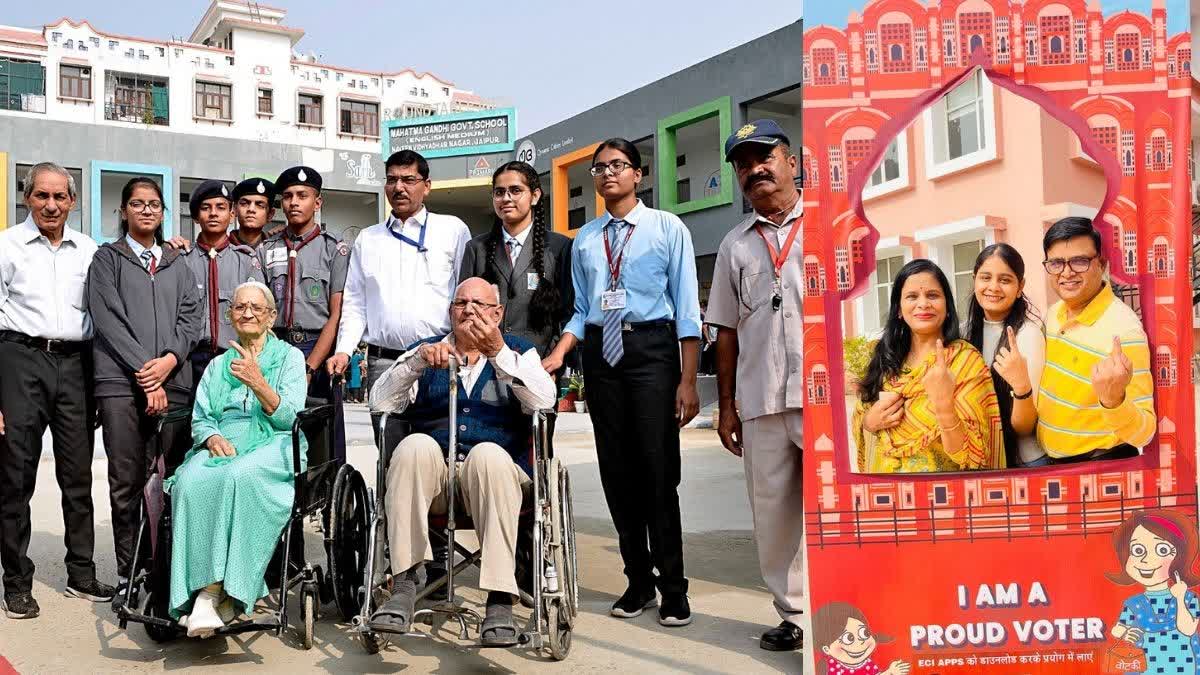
[[327, 149, 470, 440], [0, 163, 116, 619]]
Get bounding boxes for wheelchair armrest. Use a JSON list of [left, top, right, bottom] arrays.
[[533, 408, 557, 464]]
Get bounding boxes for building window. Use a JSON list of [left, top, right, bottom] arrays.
[[987, 489, 1004, 501], [676, 178, 691, 203], [257, 87, 273, 115], [869, 138, 900, 187], [194, 81, 231, 120], [441, 86, 449, 96], [951, 240, 984, 316], [567, 207, 586, 230], [106, 72, 168, 125], [59, 64, 91, 100], [924, 70, 995, 179], [933, 485, 948, 505], [298, 93, 323, 126], [1103, 484, 1120, 496], [812, 47, 837, 86], [0, 58, 47, 112], [339, 98, 379, 137], [1116, 32, 1140, 71], [873, 255, 905, 331], [874, 494, 892, 506], [1046, 481, 1062, 500]]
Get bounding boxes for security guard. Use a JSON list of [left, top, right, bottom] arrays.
[[229, 177, 276, 251], [179, 179, 266, 387], [258, 166, 348, 400]]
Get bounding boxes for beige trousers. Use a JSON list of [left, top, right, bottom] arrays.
[[742, 410, 805, 625], [385, 433, 530, 595]]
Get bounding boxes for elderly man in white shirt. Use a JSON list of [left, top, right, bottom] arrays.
[[0, 163, 115, 620], [366, 276, 555, 647], [328, 149, 470, 412]]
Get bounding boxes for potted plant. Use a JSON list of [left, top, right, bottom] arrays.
[[568, 372, 587, 413], [842, 336, 877, 393]]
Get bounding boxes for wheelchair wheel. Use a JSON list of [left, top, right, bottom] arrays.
[[545, 598, 572, 661], [300, 584, 317, 650], [329, 464, 370, 622], [548, 459, 579, 622]]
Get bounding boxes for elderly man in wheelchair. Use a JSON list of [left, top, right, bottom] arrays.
[[367, 276, 557, 647]]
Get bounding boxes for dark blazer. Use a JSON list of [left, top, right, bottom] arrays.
[[459, 227, 573, 357]]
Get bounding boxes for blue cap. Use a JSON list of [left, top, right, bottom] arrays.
[[724, 119, 791, 161]]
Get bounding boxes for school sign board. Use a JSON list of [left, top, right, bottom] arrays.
[[382, 108, 517, 160]]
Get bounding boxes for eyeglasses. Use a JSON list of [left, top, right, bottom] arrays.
[[451, 299, 500, 310], [492, 186, 528, 199], [127, 200, 164, 213], [589, 160, 634, 177], [385, 175, 425, 187], [230, 302, 272, 316], [1042, 256, 1097, 275]]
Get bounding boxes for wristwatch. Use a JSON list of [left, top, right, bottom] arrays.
[[306, 364, 316, 376]]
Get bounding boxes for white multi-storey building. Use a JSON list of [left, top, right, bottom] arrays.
[[0, 0, 498, 240]]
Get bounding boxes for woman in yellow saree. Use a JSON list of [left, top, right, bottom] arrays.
[[853, 259, 1004, 473]]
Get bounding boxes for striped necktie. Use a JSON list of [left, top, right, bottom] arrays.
[[140, 249, 157, 275], [505, 239, 516, 265], [601, 220, 626, 367]]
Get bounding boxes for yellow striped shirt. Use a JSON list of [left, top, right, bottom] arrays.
[[1036, 284, 1156, 458]]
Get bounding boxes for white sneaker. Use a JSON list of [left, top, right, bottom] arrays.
[[186, 590, 224, 638]]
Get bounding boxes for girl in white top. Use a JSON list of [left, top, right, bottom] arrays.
[[963, 244, 1048, 467]]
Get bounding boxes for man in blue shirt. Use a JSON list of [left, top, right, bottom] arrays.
[[542, 138, 702, 627]]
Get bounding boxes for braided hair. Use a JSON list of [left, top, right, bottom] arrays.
[[487, 161, 560, 332]]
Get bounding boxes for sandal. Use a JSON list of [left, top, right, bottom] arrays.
[[480, 602, 519, 648]]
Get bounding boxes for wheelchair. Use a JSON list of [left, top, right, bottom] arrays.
[[114, 390, 344, 650], [327, 358, 579, 660]]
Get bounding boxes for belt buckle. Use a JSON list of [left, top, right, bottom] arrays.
[[622, 321, 633, 332], [43, 338, 58, 352], [289, 330, 305, 344]]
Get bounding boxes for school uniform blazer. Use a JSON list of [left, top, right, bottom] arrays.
[[459, 229, 573, 357]]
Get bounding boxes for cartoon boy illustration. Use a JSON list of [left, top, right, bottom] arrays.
[[813, 602, 911, 674], [1107, 509, 1200, 674]]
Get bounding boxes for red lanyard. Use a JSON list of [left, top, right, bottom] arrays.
[[197, 236, 230, 349], [754, 217, 801, 279], [283, 225, 321, 327], [602, 221, 636, 290]]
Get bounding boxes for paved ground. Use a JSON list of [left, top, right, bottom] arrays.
[[0, 405, 801, 674]]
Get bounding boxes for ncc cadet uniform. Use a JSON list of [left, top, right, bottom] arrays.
[[228, 177, 276, 252], [258, 166, 349, 401], [180, 179, 267, 388]]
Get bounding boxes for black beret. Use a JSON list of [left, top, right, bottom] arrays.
[[232, 177, 276, 203], [275, 166, 322, 194], [188, 179, 232, 218]]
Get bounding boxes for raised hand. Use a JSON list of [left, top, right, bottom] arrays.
[[1090, 335, 1133, 409], [922, 340, 956, 415], [992, 326, 1031, 394], [863, 391, 904, 433], [1170, 572, 1188, 602], [463, 312, 505, 357], [885, 661, 912, 675], [228, 340, 266, 390]]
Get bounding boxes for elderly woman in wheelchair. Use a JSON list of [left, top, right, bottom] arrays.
[[166, 281, 309, 637], [368, 277, 557, 647]]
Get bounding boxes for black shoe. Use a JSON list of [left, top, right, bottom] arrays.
[[657, 593, 692, 627], [760, 620, 803, 651], [610, 585, 657, 618], [424, 565, 448, 602], [66, 578, 116, 602], [4, 592, 40, 619]]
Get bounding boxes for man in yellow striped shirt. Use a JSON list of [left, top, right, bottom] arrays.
[[1036, 217, 1155, 462]]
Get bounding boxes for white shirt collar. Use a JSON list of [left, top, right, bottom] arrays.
[[502, 224, 533, 249], [748, 194, 804, 230], [389, 207, 429, 230], [125, 233, 162, 261], [19, 214, 83, 247]]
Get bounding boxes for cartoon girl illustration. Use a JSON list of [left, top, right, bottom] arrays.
[[813, 602, 911, 674], [1107, 509, 1200, 674]]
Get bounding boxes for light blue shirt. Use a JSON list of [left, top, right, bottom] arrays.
[[565, 200, 701, 341], [125, 234, 162, 267]]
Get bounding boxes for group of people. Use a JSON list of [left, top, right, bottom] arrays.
[[0, 120, 810, 655], [852, 217, 1156, 473]]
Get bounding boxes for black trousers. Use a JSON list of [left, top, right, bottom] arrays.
[[98, 395, 191, 578], [0, 341, 97, 595], [583, 324, 687, 595]]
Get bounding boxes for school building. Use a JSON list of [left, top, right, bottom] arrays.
[[0, 0, 499, 243]]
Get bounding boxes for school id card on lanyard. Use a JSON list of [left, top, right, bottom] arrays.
[[601, 222, 636, 311]]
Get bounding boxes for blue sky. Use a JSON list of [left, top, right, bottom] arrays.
[[805, 0, 1186, 33], [3, 1, 801, 135]]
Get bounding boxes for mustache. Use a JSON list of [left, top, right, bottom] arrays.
[[744, 173, 774, 187]]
